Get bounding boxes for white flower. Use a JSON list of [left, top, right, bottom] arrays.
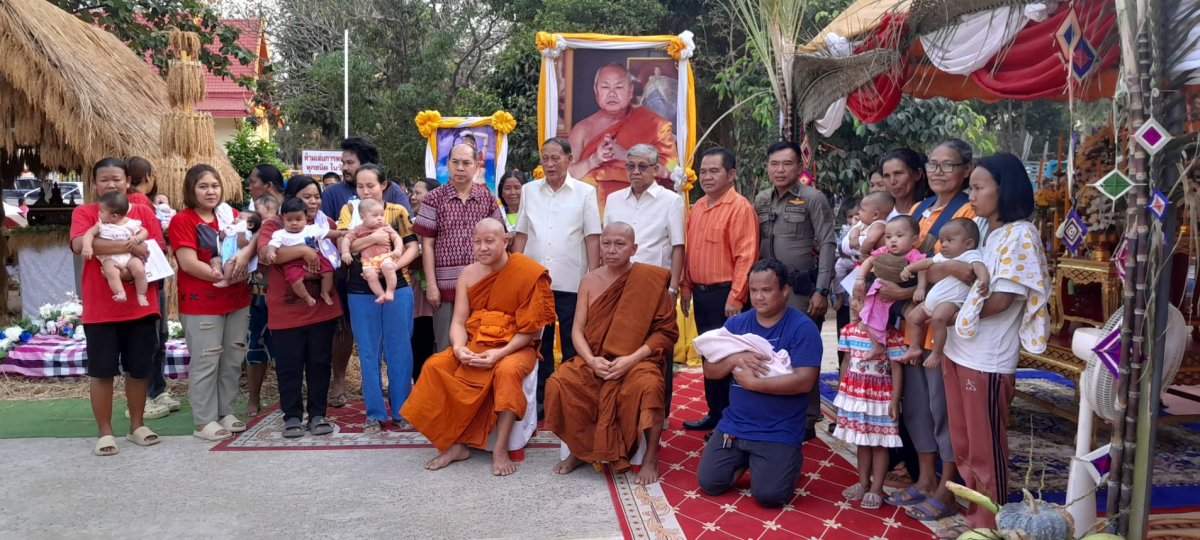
[[168, 321, 183, 338], [73, 325, 85, 341], [38, 304, 56, 319], [0, 338, 10, 350], [61, 303, 83, 316], [3, 327, 22, 341]]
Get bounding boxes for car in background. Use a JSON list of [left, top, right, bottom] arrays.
[[3, 177, 41, 206], [21, 182, 83, 206]]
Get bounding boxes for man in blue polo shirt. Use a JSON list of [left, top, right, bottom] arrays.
[[696, 259, 822, 508]]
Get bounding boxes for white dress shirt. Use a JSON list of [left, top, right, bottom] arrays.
[[514, 175, 602, 293], [603, 182, 684, 270]]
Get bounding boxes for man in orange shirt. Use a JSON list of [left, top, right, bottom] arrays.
[[680, 147, 760, 433]]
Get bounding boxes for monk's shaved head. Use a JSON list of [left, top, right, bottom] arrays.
[[602, 222, 636, 243], [474, 217, 507, 237]]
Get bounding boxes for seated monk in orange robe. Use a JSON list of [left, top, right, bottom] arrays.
[[399, 218, 555, 476], [567, 62, 678, 207], [545, 222, 679, 485]]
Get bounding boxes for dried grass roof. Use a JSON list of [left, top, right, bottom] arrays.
[[0, 0, 241, 199]]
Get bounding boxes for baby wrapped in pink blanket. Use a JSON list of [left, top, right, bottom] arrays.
[[692, 327, 794, 378]]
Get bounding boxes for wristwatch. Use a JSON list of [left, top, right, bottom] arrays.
[[668, 287, 679, 295], [814, 287, 830, 296]]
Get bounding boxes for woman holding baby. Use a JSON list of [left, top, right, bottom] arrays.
[[168, 164, 256, 441], [336, 164, 421, 432], [874, 141, 976, 523]]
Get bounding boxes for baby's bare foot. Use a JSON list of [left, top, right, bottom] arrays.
[[112, 292, 127, 303], [304, 296, 317, 307], [137, 295, 149, 307], [321, 293, 334, 305], [213, 280, 229, 288]]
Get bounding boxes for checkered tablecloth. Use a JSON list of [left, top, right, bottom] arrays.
[[0, 335, 191, 379]]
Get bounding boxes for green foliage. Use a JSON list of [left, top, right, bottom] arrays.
[[223, 123, 283, 198], [534, 0, 670, 34], [816, 97, 997, 197], [54, 0, 256, 88], [707, 53, 778, 195]]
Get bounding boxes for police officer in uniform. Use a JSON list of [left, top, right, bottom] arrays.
[[754, 140, 837, 441]]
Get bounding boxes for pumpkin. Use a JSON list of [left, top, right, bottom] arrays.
[[994, 489, 1074, 540]]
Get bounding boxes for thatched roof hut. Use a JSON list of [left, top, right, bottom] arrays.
[[0, 0, 242, 198]]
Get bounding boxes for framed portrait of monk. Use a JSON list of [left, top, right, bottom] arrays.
[[535, 32, 698, 206]]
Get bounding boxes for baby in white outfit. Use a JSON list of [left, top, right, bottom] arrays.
[[81, 191, 150, 305], [897, 217, 990, 368]]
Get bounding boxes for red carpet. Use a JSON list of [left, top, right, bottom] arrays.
[[605, 369, 937, 539]]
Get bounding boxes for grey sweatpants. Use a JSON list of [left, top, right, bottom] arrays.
[[901, 358, 954, 462], [183, 307, 250, 426], [697, 428, 804, 508]]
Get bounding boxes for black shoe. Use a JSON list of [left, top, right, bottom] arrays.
[[683, 415, 718, 431], [805, 428, 818, 442]]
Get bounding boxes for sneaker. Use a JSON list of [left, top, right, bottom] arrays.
[[153, 393, 181, 411], [126, 399, 170, 420]]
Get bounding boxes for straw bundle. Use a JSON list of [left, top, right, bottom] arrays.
[[157, 153, 190, 211], [168, 28, 201, 58], [0, 0, 242, 195], [160, 110, 216, 159], [166, 60, 207, 108]]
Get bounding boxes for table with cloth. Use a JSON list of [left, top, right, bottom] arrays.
[[0, 336, 191, 379]]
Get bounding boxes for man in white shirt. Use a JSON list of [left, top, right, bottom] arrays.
[[603, 143, 685, 415], [513, 137, 602, 415]]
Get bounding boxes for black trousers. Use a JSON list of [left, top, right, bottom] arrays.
[[697, 428, 804, 508], [147, 287, 169, 398], [537, 290, 578, 405], [272, 319, 336, 422], [411, 316, 436, 382], [694, 285, 734, 420]]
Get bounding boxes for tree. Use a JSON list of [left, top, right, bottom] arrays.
[[224, 123, 284, 198], [54, 0, 256, 88]]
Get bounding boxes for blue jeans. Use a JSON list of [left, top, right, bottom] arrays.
[[348, 288, 414, 421], [246, 294, 274, 365]]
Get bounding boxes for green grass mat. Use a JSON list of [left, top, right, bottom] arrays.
[[0, 398, 252, 439]]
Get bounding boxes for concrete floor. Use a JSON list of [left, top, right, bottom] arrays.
[[0, 438, 621, 540]]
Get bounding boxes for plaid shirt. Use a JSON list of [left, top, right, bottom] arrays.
[[411, 183, 504, 297]]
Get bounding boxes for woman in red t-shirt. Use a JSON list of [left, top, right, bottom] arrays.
[[168, 165, 255, 441], [256, 176, 346, 438], [71, 158, 166, 456]]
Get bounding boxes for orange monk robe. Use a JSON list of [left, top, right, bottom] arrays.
[[544, 263, 679, 471], [399, 253, 556, 452], [579, 106, 678, 207]]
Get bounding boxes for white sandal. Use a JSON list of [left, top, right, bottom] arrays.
[[93, 435, 119, 456], [126, 426, 161, 447], [219, 414, 246, 433], [193, 421, 232, 441]]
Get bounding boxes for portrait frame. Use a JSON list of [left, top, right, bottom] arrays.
[[535, 31, 698, 199], [414, 110, 516, 195]]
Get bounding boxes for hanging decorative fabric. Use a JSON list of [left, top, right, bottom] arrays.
[[815, 33, 853, 136], [1062, 208, 1088, 255], [847, 13, 908, 123], [1134, 117, 1172, 155], [1148, 189, 1170, 220], [1092, 169, 1133, 201], [919, 6, 1027, 75]]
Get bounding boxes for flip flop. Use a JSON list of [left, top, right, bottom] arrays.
[[309, 416, 334, 436], [905, 497, 957, 521], [193, 421, 232, 441], [283, 417, 305, 438], [364, 419, 382, 434], [861, 492, 883, 510], [885, 485, 927, 507], [842, 483, 866, 501], [219, 414, 246, 433], [126, 426, 161, 447], [329, 393, 348, 408], [93, 435, 119, 456]]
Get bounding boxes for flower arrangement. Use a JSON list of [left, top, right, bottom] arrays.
[[169, 321, 184, 339], [0, 295, 85, 361]]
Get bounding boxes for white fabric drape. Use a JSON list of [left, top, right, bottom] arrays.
[[919, 5, 1028, 75], [815, 33, 852, 136], [541, 32, 695, 191]]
